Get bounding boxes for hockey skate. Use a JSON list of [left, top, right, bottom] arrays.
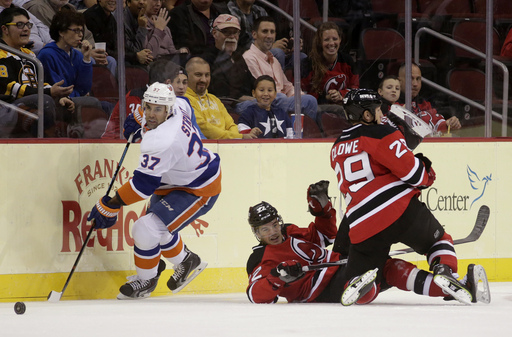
[[167, 246, 208, 294], [117, 260, 166, 300], [433, 264, 472, 305], [457, 264, 491, 304], [341, 268, 378, 306]]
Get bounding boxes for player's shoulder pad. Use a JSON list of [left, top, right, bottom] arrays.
[[363, 123, 399, 140], [246, 245, 266, 275]]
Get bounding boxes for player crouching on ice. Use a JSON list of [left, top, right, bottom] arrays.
[[88, 82, 221, 299], [329, 89, 490, 305]]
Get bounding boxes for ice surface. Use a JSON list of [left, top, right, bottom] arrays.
[[2, 283, 511, 336]]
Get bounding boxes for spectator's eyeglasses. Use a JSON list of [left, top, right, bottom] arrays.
[[67, 28, 85, 35], [5, 22, 34, 29], [216, 28, 240, 37]]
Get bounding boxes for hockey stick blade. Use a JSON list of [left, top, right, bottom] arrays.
[[389, 205, 490, 256], [48, 134, 134, 302]]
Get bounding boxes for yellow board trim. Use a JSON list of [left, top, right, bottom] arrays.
[[2, 258, 512, 302]]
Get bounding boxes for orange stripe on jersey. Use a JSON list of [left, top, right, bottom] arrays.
[[161, 238, 184, 259], [117, 180, 146, 205], [154, 170, 222, 197], [167, 196, 209, 233], [134, 254, 161, 270]]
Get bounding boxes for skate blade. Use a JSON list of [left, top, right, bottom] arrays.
[[472, 265, 491, 304], [116, 292, 151, 300], [434, 275, 472, 305], [172, 262, 208, 294], [341, 268, 378, 306]]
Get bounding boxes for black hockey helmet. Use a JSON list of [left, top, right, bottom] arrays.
[[248, 201, 284, 241], [343, 89, 382, 122], [248, 201, 280, 228]]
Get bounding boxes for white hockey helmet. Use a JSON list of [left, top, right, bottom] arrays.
[[143, 82, 176, 116]]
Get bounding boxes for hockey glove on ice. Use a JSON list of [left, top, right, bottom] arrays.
[[268, 260, 305, 289], [123, 113, 142, 142], [415, 153, 436, 189], [87, 196, 121, 229], [307, 180, 332, 217]]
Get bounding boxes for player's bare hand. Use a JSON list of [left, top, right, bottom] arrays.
[[152, 8, 170, 31], [50, 80, 74, 98], [445, 116, 461, 130], [59, 97, 75, 112]]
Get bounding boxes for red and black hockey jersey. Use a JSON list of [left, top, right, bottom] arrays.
[[246, 209, 340, 304], [330, 124, 429, 244]]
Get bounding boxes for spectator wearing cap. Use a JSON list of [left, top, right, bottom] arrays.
[[201, 13, 254, 103], [168, 0, 229, 56]]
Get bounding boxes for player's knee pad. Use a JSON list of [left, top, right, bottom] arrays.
[[132, 213, 167, 250], [356, 283, 379, 305]]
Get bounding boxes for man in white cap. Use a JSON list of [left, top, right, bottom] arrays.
[[203, 13, 254, 102]]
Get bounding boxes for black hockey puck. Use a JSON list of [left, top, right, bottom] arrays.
[[14, 302, 26, 315]]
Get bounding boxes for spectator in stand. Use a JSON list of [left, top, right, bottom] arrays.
[[144, 0, 187, 63], [377, 75, 400, 114], [162, 0, 185, 12], [68, 0, 95, 11], [3, 0, 52, 55], [227, 0, 266, 51], [302, 22, 359, 106], [201, 14, 254, 102], [102, 58, 204, 140], [397, 63, 461, 135], [83, 0, 120, 70], [227, 0, 303, 71], [185, 56, 261, 139], [124, 0, 153, 67], [38, 9, 103, 137], [168, 0, 228, 57], [0, 7, 74, 137], [23, 0, 116, 75], [238, 75, 293, 138], [501, 27, 512, 57], [240, 16, 318, 123]]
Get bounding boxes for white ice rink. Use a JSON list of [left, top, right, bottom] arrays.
[[2, 282, 512, 337]]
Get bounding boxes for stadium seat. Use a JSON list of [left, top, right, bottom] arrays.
[[302, 114, 322, 139], [125, 66, 149, 92], [358, 28, 405, 87], [91, 65, 118, 104], [321, 112, 350, 138]]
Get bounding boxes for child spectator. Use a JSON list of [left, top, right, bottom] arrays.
[[238, 75, 293, 138]]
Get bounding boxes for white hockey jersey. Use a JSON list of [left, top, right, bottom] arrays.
[[117, 98, 221, 205]]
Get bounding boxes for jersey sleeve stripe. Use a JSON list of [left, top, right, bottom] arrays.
[[117, 179, 147, 205], [400, 157, 425, 186]]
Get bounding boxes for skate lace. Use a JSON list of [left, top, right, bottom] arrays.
[[128, 277, 151, 290], [172, 262, 186, 281]]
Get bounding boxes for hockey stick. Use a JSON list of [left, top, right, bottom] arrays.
[[302, 205, 490, 271], [389, 205, 490, 256], [48, 134, 134, 302]]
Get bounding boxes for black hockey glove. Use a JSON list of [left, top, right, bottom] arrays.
[[307, 180, 332, 217], [415, 153, 432, 171], [269, 260, 305, 287], [415, 153, 436, 189]]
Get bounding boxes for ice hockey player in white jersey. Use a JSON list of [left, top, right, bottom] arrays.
[[88, 82, 221, 299]]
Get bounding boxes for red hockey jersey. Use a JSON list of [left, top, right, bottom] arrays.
[[246, 209, 340, 303], [330, 124, 429, 244]]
